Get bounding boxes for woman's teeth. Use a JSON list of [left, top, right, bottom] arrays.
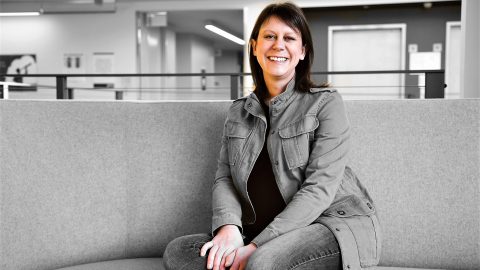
[[268, 56, 287, 62]]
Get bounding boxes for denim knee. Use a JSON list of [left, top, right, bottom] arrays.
[[163, 236, 184, 269], [163, 234, 211, 270], [246, 248, 341, 270], [245, 246, 279, 270]]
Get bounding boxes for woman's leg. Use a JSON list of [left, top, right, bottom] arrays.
[[246, 223, 342, 270], [163, 233, 212, 270]]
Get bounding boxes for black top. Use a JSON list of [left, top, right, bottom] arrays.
[[243, 100, 286, 241]]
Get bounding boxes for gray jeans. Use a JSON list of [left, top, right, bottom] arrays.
[[163, 223, 341, 270]]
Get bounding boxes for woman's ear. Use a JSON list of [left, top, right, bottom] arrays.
[[251, 40, 257, 56], [300, 46, 306, 60]]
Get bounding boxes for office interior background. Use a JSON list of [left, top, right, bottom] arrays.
[[0, 0, 479, 101]]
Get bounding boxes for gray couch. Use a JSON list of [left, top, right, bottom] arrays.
[[0, 99, 478, 270]]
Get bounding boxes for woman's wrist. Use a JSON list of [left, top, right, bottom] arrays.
[[220, 224, 240, 233]]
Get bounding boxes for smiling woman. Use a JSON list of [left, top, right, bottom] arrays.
[[163, 2, 381, 270], [250, 15, 306, 99]]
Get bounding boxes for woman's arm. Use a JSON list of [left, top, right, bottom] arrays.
[[211, 115, 244, 234], [203, 108, 247, 270]]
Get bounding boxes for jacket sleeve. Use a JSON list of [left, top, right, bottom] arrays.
[[211, 109, 244, 235], [252, 92, 350, 246]]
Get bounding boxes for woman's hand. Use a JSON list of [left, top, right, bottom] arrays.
[[200, 225, 244, 270], [226, 243, 257, 270]]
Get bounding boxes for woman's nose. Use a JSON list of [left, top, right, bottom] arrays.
[[272, 38, 285, 50]]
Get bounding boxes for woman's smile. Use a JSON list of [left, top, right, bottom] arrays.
[[268, 56, 288, 62]]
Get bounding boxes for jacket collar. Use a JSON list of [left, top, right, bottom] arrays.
[[244, 78, 298, 119], [244, 93, 266, 123], [268, 78, 296, 108]]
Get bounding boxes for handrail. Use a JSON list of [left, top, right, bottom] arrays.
[[0, 70, 445, 100], [0, 69, 444, 77]]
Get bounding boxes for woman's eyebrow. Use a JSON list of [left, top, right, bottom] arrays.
[[261, 29, 299, 36]]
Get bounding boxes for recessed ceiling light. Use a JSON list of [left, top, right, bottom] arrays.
[[205, 24, 245, 46], [0, 12, 41, 17]]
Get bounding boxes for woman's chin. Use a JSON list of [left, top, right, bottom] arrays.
[[264, 70, 295, 81]]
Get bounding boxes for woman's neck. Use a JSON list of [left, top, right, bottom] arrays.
[[264, 75, 294, 101]]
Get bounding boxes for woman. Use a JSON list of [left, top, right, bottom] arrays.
[[163, 2, 381, 270]]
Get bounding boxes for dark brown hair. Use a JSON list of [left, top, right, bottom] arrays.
[[249, 2, 324, 96]]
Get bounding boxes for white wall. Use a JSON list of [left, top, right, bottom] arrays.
[[214, 50, 241, 95], [173, 33, 217, 99], [191, 35, 215, 90]]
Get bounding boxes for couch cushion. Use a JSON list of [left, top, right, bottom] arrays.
[[55, 258, 164, 270]]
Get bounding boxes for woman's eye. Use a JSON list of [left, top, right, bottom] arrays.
[[285, 36, 296, 41], [264, 35, 275, 40]]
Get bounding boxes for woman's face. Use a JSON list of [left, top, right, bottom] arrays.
[[252, 16, 305, 84]]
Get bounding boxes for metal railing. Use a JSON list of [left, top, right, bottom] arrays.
[[0, 70, 445, 100]]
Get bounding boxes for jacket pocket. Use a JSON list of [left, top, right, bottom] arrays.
[[225, 121, 250, 166], [278, 115, 319, 169], [322, 195, 381, 268]]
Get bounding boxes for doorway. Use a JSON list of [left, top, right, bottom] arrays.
[[328, 24, 406, 99]]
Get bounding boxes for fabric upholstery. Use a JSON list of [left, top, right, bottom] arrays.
[[55, 258, 164, 270], [0, 99, 478, 270]]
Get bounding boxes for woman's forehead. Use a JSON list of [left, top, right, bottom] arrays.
[[260, 16, 300, 34]]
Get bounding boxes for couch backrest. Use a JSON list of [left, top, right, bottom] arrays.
[[0, 99, 479, 270]]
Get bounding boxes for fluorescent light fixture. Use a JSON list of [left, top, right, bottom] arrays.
[[205, 24, 245, 46], [0, 12, 41, 17]]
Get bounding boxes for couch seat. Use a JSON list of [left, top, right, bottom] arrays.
[[55, 258, 164, 270]]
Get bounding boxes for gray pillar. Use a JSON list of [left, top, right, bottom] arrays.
[[460, 0, 480, 98]]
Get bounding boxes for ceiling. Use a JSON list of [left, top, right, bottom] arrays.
[[0, 0, 244, 51], [165, 10, 243, 51]]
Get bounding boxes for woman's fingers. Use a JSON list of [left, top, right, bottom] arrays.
[[230, 259, 240, 270], [200, 241, 214, 257], [213, 247, 229, 270], [225, 250, 236, 267], [207, 244, 220, 269], [220, 256, 227, 270]]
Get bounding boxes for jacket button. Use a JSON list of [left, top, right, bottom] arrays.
[[347, 265, 351, 269], [271, 130, 275, 134], [275, 161, 279, 165], [337, 210, 346, 215]]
